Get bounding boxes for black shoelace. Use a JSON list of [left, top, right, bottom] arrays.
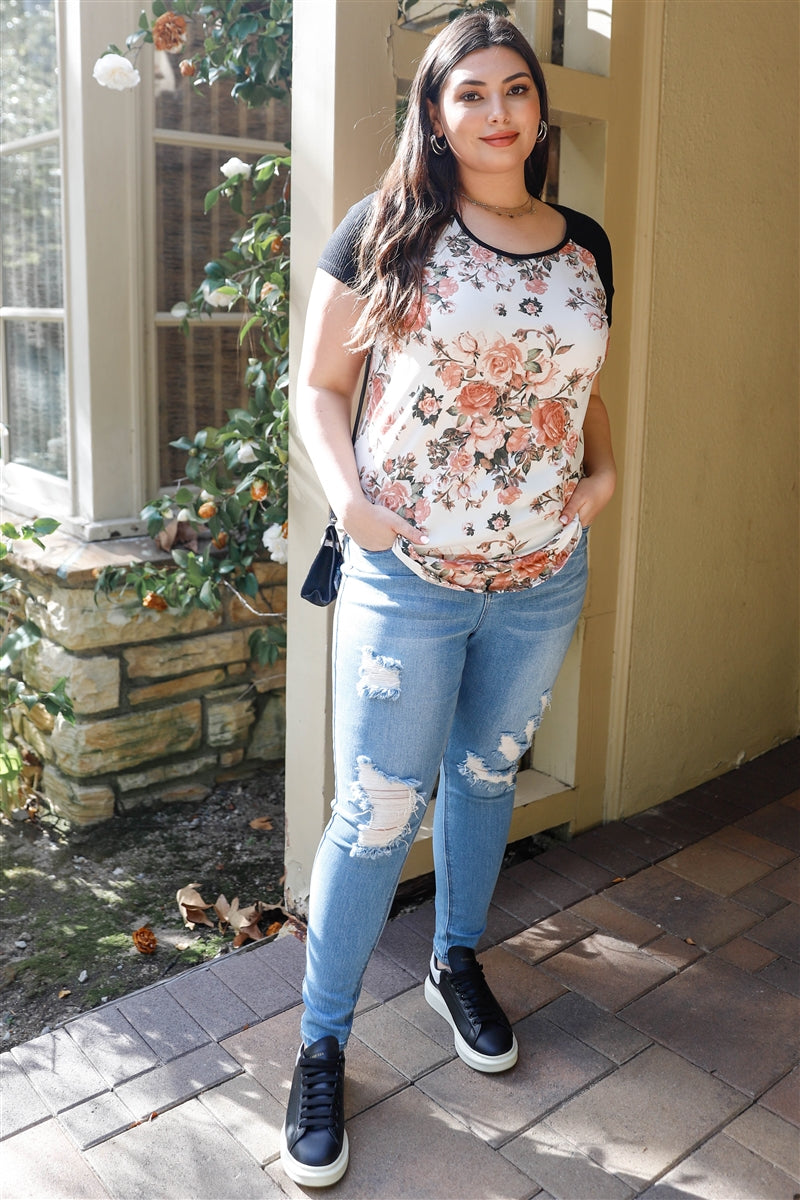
[[448, 962, 509, 1027], [297, 1054, 342, 1131]]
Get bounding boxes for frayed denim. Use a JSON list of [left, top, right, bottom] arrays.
[[301, 536, 588, 1049]]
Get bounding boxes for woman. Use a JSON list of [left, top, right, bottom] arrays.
[[281, 10, 616, 1187]]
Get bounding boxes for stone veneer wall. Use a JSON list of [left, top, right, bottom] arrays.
[[4, 528, 286, 826]]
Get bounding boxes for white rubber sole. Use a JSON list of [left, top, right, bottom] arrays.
[[280, 1127, 349, 1188], [424, 975, 518, 1073]]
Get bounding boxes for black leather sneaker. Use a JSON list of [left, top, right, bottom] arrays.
[[424, 946, 518, 1072], [280, 1036, 349, 1187]]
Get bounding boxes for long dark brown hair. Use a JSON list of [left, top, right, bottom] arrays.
[[350, 10, 550, 350]]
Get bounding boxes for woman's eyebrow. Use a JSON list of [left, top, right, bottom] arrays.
[[455, 71, 532, 86]]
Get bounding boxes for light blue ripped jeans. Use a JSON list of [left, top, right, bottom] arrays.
[[300, 535, 588, 1049]]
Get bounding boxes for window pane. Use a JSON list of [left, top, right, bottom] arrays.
[[0, 0, 59, 144], [153, 18, 288, 143], [157, 324, 249, 486], [155, 144, 261, 312], [0, 144, 63, 308], [5, 320, 67, 478], [552, 0, 612, 77]]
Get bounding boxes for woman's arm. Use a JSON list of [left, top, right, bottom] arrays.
[[297, 269, 427, 551], [559, 375, 617, 529]]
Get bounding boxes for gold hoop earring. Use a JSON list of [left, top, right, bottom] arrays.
[[430, 133, 448, 156], [536, 120, 548, 143]]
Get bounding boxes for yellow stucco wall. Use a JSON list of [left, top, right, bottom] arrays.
[[619, 0, 800, 809]]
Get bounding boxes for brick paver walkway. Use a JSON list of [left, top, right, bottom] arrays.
[[3, 740, 799, 1199]]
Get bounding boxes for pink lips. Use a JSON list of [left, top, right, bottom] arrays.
[[481, 132, 519, 147]]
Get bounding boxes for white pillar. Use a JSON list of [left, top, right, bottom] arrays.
[[284, 0, 396, 916], [63, 0, 147, 534]]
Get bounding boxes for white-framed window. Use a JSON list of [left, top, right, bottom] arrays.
[[146, 28, 289, 494], [0, 0, 290, 536], [0, 0, 69, 513]]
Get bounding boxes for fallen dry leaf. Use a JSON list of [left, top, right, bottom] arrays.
[[154, 519, 198, 554], [265, 921, 283, 939], [214, 894, 231, 926], [132, 926, 157, 954], [226, 897, 264, 946], [176, 883, 215, 929], [685, 937, 696, 946], [58, 988, 71, 999], [249, 816, 274, 832]]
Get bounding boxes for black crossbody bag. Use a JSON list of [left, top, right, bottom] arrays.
[[300, 354, 371, 606]]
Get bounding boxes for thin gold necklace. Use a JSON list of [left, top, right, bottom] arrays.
[[458, 192, 536, 219]]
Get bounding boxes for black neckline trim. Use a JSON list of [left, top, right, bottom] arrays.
[[452, 209, 570, 261]]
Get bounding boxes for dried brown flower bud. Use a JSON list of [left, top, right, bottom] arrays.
[[152, 12, 187, 53]]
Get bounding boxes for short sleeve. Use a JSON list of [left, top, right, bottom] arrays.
[[555, 205, 614, 326], [317, 194, 376, 289]]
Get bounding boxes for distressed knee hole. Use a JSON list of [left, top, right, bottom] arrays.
[[459, 693, 552, 788], [357, 646, 402, 700], [350, 757, 422, 857]]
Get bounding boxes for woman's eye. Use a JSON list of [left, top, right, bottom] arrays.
[[509, 84, 529, 95], [460, 91, 481, 102]]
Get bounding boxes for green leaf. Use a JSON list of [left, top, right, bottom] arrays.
[[199, 579, 219, 609], [0, 743, 23, 781], [204, 184, 227, 214], [0, 620, 42, 671], [31, 517, 60, 537]]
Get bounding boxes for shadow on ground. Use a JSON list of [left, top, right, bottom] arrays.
[[0, 764, 286, 1049]]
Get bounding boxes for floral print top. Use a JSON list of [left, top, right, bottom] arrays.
[[319, 198, 613, 593]]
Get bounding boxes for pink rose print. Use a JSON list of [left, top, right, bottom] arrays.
[[531, 400, 567, 448], [439, 361, 465, 390], [413, 497, 431, 523], [455, 381, 498, 416], [419, 391, 440, 417], [515, 550, 549, 579], [467, 415, 505, 456], [478, 338, 524, 386], [449, 447, 475, 474], [442, 559, 487, 589], [471, 244, 494, 264], [377, 480, 411, 512], [507, 426, 532, 455], [497, 484, 522, 506], [436, 276, 458, 298], [564, 431, 580, 458], [455, 333, 480, 356], [401, 295, 430, 333], [524, 278, 547, 295], [488, 572, 518, 592], [587, 312, 605, 330], [528, 357, 558, 387]]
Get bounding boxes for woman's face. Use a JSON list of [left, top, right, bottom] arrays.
[[427, 45, 541, 186]]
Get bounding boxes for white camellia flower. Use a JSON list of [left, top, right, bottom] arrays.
[[262, 523, 288, 564], [220, 157, 252, 180], [201, 280, 234, 309], [93, 54, 141, 91], [236, 440, 259, 464]]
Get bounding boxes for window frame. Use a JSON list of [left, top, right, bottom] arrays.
[[0, 1, 70, 516]]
